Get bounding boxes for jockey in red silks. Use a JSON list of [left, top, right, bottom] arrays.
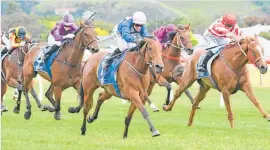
[[42, 13, 78, 61], [153, 24, 176, 49], [198, 13, 241, 72]]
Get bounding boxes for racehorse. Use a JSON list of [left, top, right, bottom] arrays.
[[1, 42, 43, 114], [147, 24, 195, 109], [80, 37, 164, 138], [163, 35, 270, 128], [22, 21, 99, 120]]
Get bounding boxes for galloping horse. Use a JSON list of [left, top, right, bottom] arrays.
[[163, 35, 270, 128], [22, 21, 99, 120], [1, 43, 42, 114], [80, 37, 164, 138], [147, 24, 194, 108]]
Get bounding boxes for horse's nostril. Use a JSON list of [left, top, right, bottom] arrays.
[[155, 65, 163, 70]]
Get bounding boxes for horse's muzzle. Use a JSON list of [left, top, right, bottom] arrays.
[[155, 64, 164, 74], [186, 48, 194, 55], [89, 48, 99, 53], [259, 65, 268, 74]]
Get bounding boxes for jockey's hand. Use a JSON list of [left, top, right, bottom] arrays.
[[226, 32, 236, 39], [20, 41, 26, 47], [63, 34, 75, 39]]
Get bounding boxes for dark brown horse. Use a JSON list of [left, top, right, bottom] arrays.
[[22, 22, 99, 120], [1, 43, 43, 114], [163, 35, 270, 128], [147, 24, 194, 109], [80, 37, 164, 138]]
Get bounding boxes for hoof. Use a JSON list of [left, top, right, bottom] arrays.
[[152, 130, 161, 137], [87, 116, 95, 123], [81, 127, 86, 135], [68, 107, 80, 113], [24, 111, 31, 120], [1, 106, 8, 113], [153, 109, 160, 112], [188, 122, 192, 127], [54, 112, 61, 120], [162, 104, 171, 112], [39, 105, 47, 111], [197, 105, 201, 109], [13, 107, 20, 114], [266, 116, 270, 122]]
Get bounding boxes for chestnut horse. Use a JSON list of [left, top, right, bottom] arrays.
[[80, 37, 164, 138], [22, 22, 99, 120], [147, 24, 194, 108], [1, 43, 42, 114], [163, 35, 270, 128]]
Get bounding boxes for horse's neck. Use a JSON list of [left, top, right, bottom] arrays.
[[65, 35, 85, 65], [223, 44, 248, 72], [165, 36, 181, 57], [130, 49, 149, 75]]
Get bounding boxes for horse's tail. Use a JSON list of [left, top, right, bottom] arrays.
[[172, 64, 184, 80]]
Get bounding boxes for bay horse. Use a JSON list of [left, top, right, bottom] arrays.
[[1, 43, 43, 114], [147, 24, 195, 109], [80, 37, 164, 138], [22, 21, 99, 120], [163, 35, 270, 128]]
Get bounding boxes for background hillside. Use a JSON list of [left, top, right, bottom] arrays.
[[1, 0, 270, 41]]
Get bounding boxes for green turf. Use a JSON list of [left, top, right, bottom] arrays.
[[1, 82, 270, 150]]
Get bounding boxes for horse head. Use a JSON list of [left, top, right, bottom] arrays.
[[137, 36, 164, 74], [74, 21, 99, 53], [238, 35, 267, 74], [171, 23, 194, 55]]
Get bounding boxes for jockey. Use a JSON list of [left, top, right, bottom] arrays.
[[153, 24, 199, 49], [103, 11, 149, 67], [1, 26, 30, 55], [198, 13, 241, 72], [153, 24, 176, 49], [42, 13, 78, 61]]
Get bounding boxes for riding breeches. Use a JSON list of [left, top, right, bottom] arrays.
[[47, 34, 61, 47], [112, 24, 137, 51], [1, 34, 12, 50]]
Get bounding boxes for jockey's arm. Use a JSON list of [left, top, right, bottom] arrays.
[[121, 21, 135, 42], [24, 34, 32, 44], [9, 33, 20, 48], [140, 26, 149, 38], [53, 28, 64, 41]]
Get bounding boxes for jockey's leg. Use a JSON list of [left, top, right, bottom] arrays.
[[197, 50, 214, 72], [102, 48, 121, 68], [42, 44, 59, 61]]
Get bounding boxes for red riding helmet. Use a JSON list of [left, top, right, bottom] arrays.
[[222, 13, 237, 27]]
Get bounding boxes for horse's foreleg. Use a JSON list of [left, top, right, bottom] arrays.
[[1, 82, 8, 113], [81, 84, 98, 135], [22, 84, 32, 120], [44, 84, 56, 112], [220, 89, 234, 128], [68, 82, 84, 113], [156, 76, 172, 106], [123, 103, 136, 139], [129, 90, 160, 138], [188, 85, 210, 127], [87, 91, 112, 123], [145, 82, 159, 112], [53, 86, 62, 120], [241, 82, 270, 122]]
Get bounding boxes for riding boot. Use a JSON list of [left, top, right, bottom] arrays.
[[42, 44, 60, 61], [103, 48, 121, 68], [197, 50, 214, 72], [1, 47, 9, 55]]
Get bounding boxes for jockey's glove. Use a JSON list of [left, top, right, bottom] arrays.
[[63, 34, 75, 39], [20, 41, 26, 47]]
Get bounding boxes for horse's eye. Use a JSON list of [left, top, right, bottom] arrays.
[[148, 48, 152, 51], [180, 37, 184, 40]]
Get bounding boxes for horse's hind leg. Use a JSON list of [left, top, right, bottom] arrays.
[[123, 103, 136, 139], [129, 89, 160, 137], [43, 84, 56, 112], [146, 82, 159, 112], [241, 82, 270, 122], [81, 83, 98, 135], [87, 90, 112, 123], [68, 82, 84, 113], [29, 80, 44, 111], [188, 85, 210, 127]]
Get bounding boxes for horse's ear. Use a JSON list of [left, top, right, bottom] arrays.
[[80, 21, 85, 27], [185, 23, 191, 31]]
